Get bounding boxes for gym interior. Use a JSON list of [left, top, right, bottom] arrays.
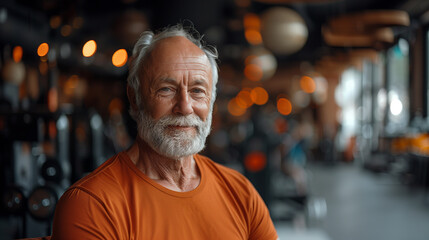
[[1, 0, 429, 239]]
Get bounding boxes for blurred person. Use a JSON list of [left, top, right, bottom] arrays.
[[51, 24, 278, 240]]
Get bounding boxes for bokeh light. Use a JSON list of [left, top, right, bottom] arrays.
[[250, 87, 269, 105], [244, 64, 263, 81], [13, 46, 23, 63], [49, 16, 61, 29], [37, 43, 49, 57], [245, 29, 263, 45], [277, 97, 292, 115], [82, 40, 97, 57], [390, 97, 403, 116], [109, 98, 124, 115], [243, 13, 263, 45], [300, 75, 316, 93], [243, 13, 261, 30], [48, 88, 58, 112], [244, 48, 277, 81], [245, 55, 257, 65], [228, 98, 246, 116], [112, 49, 128, 67], [60, 25, 72, 37], [244, 151, 267, 172], [236, 88, 253, 109], [64, 75, 79, 96]]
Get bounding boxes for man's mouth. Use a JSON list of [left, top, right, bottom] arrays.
[[167, 125, 197, 131]]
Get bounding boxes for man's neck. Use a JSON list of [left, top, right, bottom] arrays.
[[126, 137, 201, 192]]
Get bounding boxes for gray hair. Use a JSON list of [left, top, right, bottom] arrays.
[[127, 24, 219, 121]]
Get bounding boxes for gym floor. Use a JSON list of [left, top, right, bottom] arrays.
[[273, 161, 429, 240]]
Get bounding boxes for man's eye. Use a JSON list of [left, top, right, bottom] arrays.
[[191, 88, 205, 94], [157, 87, 175, 96], [159, 87, 172, 92]]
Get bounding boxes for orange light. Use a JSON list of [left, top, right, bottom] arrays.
[[48, 88, 58, 112], [60, 25, 72, 37], [250, 87, 269, 105], [109, 98, 124, 114], [277, 98, 292, 115], [236, 88, 253, 109], [243, 13, 261, 30], [244, 55, 257, 65], [13, 46, 23, 63], [244, 64, 263, 81], [50, 16, 62, 29], [245, 29, 263, 45], [227, 98, 246, 116], [82, 40, 97, 57], [244, 151, 266, 172], [64, 75, 79, 96], [300, 75, 316, 93], [37, 43, 49, 57], [112, 49, 128, 67]]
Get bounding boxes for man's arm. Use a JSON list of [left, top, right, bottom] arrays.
[[51, 187, 121, 240], [247, 180, 278, 240]]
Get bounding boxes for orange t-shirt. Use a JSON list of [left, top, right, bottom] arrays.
[[51, 152, 278, 240]]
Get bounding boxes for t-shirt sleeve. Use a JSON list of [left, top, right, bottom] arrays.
[[51, 187, 122, 240], [247, 181, 278, 240]]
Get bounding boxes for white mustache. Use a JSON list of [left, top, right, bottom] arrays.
[[157, 115, 203, 129]]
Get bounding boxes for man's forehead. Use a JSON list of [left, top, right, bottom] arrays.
[[157, 58, 211, 69], [150, 36, 206, 58], [145, 36, 211, 72]]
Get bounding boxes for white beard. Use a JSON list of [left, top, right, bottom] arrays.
[[136, 110, 212, 159]]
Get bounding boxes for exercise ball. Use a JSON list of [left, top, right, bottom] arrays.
[[261, 7, 308, 55]]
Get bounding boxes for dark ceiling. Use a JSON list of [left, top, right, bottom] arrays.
[[1, 0, 429, 76]]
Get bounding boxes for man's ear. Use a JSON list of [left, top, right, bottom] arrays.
[[127, 85, 138, 111]]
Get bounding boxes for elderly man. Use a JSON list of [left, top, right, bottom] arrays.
[[51, 24, 278, 240]]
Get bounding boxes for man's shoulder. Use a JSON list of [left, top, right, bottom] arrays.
[[67, 152, 126, 196], [196, 154, 252, 188], [197, 154, 243, 175]]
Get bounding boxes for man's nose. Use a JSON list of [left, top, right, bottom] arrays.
[[173, 89, 193, 115]]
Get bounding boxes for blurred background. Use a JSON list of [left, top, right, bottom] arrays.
[[1, 0, 429, 239]]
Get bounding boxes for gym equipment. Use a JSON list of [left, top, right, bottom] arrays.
[[1, 186, 27, 237], [27, 186, 59, 221], [40, 159, 64, 183], [2, 186, 26, 215]]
